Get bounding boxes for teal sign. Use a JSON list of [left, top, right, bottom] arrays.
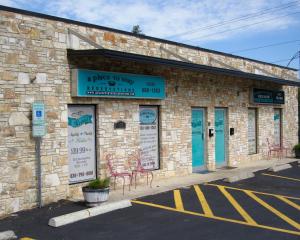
[[68, 115, 93, 128], [140, 109, 157, 124], [73, 69, 165, 99], [253, 88, 284, 104]]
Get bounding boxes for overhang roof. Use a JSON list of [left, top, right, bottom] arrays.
[[67, 49, 300, 87]]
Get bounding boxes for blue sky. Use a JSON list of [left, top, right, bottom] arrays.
[[1, 0, 300, 69]]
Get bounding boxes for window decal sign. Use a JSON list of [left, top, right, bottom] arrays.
[[139, 106, 159, 170], [72, 69, 165, 99], [68, 105, 96, 183]]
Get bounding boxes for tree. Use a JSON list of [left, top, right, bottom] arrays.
[[131, 25, 143, 35]]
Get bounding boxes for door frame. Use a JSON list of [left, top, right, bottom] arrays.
[[191, 107, 207, 173], [215, 107, 228, 168]]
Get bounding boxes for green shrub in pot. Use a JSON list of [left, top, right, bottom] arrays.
[[82, 177, 110, 207]]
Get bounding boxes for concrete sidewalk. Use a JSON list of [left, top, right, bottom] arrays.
[[72, 157, 297, 204]]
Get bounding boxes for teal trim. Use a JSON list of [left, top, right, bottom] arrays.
[[215, 109, 226, 166], [76, 69, 165, 99], [192, 109, 205, 169]]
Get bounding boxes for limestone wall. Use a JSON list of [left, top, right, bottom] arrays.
[[0, 9, 298, 216]]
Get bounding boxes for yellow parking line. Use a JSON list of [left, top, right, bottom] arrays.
[[193, 185, 213, 217], [20, 238, 35, 240], [217, 186, 257, 225], [205, 183, 300, 200], [131, 200, 300, 236], [277, 196, 300, 211], [244, 190, 300, 231], [174, 190, 184, 211], [262, 173, 300, 182]]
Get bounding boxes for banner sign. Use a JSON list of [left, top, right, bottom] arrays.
[[139, 106, 159, 170], [72, 69, 165, 99], [248, 109, 257, 154], [68, 105, 96, 183], [252, 88, 284, 104]]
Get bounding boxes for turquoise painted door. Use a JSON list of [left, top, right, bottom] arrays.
[[215, 109, 226, 166], [192, 109, 205, 170]]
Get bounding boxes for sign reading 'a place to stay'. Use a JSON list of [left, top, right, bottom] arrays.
[[71, 69, 165, 99]]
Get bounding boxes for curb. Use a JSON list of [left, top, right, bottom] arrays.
[[0, 231, 17, 240], [223, 171, 255, 183], [48, 199, 132, 227], [268, 164, 291, 172]]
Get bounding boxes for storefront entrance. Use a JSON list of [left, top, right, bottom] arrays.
[[192, 108, 206, 172], [274, 108, 282, 146], [215, 108, 227, 166]]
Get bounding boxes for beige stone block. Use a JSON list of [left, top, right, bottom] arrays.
[[45, 96, 59, 106], [5, 53, 18, 64], [0, 126, 15, 137], [45, 174, 60, 187], [47, 111, 59, 119], [0, 104, 12, 112], [4, 89, 16, 99], [1, 71, 15, 81], [16, 182, 31, 191], [30, 28, 40, 39], [18, 166, 33, 182], [29, 52, 38, 64], [9, 112, 30, 126]]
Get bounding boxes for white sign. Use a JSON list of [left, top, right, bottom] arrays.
[[248, 109, 257, 154], [32, 102, 46, 137], [68, 105, 96, 183], [274, 109, 281, 146], [139, 106, 159, 170]]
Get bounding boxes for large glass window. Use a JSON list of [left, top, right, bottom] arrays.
[[139, 106, 160, 170], [274, 109, 282, 146], [248, 108, 258, 154]]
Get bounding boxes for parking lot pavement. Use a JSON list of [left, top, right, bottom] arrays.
[[1, 161, 299, 240]]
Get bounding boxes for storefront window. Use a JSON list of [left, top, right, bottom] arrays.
[[248, 108, 257, 154], [139, 106, 160, 170]]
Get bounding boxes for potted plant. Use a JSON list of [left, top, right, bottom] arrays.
[[82, 177, 110, 207], [292, 144, 300, 158]]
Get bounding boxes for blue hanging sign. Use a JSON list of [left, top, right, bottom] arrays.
[[72, 69, 165, 99]]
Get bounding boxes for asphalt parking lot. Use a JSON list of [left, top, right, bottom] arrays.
[[1, 161, 300, 240]]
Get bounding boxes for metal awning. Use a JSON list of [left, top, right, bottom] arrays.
[[67, 49, 300, 87]]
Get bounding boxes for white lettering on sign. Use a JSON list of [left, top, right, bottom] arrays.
[[139, 106, 159, 170], [68, 105, 96, 183]]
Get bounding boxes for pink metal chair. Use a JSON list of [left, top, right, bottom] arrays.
[[129, 150, 154, 189], [106, 154, 133, 195], [266, 138, 282, 159]]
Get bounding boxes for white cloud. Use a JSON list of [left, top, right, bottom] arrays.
[[1, 0, 299, 44]]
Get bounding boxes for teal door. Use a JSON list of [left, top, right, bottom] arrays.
[[192, 109, 205, 171], [215, 108, 226, 166]]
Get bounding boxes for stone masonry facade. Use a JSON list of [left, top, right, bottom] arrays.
[[0, 8, 298, 216]]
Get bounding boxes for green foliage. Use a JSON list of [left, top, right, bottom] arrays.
[[88, 178, 110, 189], [292, 143, 300, 151], [131, 25, 143, 35]]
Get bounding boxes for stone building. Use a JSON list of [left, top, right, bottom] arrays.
[[0, 5, 299, 216]]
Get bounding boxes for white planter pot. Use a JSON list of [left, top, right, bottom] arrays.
[[82, 187, 110, 207]]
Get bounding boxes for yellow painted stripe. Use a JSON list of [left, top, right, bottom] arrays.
[[218, 186, 257, 225], [20, 238, 35, 240], [131, 200, 300, 236], [277, 196, 300, 211], [193, 185, 213, 216], [262, 173, 300, 182], [205, 183, 300, 200], [244, 190, 300, 230], [174, 190, 184, 211]]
